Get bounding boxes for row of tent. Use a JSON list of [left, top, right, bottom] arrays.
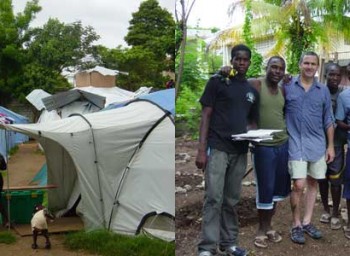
[[0, 88, 175, 241]]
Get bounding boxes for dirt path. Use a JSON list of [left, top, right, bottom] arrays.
[[3, 141, 45, 187], [0, 141, 93, 256], [176, 137, 350, 256]]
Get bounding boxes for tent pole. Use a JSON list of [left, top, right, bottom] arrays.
[[108, 113, 169, 230], [68, 113, 106, 227], [5, 130, 11, 230]]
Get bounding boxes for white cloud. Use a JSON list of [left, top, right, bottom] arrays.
[[12, 0, 174, 48], [187, 0, 243, 29]]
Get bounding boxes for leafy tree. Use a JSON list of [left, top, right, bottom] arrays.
[[124, 0, 175, 65], [26, 18, 100, 72], [7, 18, 101, 101], [98, 46, 167, 91], [15, 63, 71, 102], [98, 0, 175, 91], [0, 0, 41, 105]]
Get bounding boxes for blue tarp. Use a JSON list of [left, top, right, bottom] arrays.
[[105, 88, 175, 116], [30, 163, 47, 186], [0, 106, 30, 159]]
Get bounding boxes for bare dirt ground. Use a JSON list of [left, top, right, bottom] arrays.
[[0, 141, 93, 256], [176, 136, 350, 256]]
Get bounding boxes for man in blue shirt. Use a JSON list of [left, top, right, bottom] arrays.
[[284, 51, 335, 244], [335, 88, 350, 239]]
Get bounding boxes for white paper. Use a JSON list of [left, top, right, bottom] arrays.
[[231, 129, 282, 142]]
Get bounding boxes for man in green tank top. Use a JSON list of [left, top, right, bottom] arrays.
[[219, 57, 290, 249], [248, 57, 290, 249]]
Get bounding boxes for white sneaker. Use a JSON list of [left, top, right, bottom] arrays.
[[199, 251, 214, 256]]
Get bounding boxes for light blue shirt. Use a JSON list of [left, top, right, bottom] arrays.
[[335, 88, 350, 147], [284, 76, 333, 162]]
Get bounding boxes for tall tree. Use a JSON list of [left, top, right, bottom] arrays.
[[175, 0, 196, 100], [101, 0, 175, 90], [0, 0, 41, 105], [10, 18, 101, 100], [124, 0, 175, 65], [26, 18, 100, 72]]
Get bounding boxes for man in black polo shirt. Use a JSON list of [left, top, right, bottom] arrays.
[[196, 44, 259, 256]]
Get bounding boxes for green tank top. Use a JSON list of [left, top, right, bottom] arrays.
[[258, 79, 288, 146]]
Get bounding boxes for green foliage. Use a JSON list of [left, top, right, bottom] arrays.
[[97, 0, 175, 91], [211, 27, 220, 33], [26, 18, 100, 72], [176, 85, 202, 138], [206, 51, 222, 75], [14, 63, 71, 102], [243, 0, 262, 77], [0, 0, 41, 105], [125, 0, 175, 65], [179, 38, 203, 91], [255, 0, 350, 75], [285, 15, 317, 74], [0, 231, 16, 244], [64, 230, 175, 256], [98, 46, 167, 91], [8, 145, 19, 156]]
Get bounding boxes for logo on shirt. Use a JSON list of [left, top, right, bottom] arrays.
[[246, 92, 255, 103]]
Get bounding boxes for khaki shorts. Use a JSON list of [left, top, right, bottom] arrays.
[[288, 157, 327, 180]]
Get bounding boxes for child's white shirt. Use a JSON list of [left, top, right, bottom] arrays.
[[31, 209, 48, 231]]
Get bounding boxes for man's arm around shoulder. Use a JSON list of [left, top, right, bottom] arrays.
[[248, 78, 261, 93]]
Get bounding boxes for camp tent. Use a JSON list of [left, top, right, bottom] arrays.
[[0, 99, 174, 237], [105, 88, 175, 116], [0, 106, 29, 159]]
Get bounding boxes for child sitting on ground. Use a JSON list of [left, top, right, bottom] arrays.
[[31, 204, 55, 249]]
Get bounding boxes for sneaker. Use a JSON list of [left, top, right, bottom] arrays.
[[290, 226, 305, 244], [218, 246, 247, 256], [198, 251, 214, 256], [303, 223, 322, 239]]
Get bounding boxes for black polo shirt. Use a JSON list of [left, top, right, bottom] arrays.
[[200, 75, 259, 154]]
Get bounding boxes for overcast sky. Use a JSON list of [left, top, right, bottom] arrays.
[[187, 0, 242, 29], [12, 0, 174, 48]]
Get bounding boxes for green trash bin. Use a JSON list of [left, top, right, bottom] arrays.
[[1, 190, 44, 224]]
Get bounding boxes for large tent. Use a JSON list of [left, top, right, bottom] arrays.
[[0, 99, 174, 237]]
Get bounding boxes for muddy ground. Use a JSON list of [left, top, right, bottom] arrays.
[[175, 137, 350, 256], [0, 141, 92, 256]]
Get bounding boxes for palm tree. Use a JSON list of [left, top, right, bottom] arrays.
[[210, 0, 350, 74]]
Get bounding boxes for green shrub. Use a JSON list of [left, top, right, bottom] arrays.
[[176, 85, 202, 138], [0, 231, 17, 244]]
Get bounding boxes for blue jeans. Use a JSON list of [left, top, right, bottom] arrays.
[[198, 148, 247, 253]]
